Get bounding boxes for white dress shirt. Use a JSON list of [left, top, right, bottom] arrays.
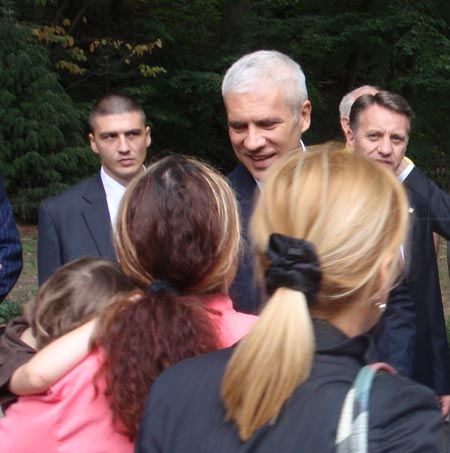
[[100, 167, 126, 227]]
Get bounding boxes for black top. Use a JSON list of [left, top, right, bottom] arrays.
[[136, 320, 443, 452]]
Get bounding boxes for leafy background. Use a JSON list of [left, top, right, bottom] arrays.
[[1, 0, 450, 324], [1, 0, 450, 221]]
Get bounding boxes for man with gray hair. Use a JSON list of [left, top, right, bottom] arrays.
[[38, 93, 151, 285], [224, 50, 311, 313], [347, 90, 450, 416], [339, 85, 379, 137]]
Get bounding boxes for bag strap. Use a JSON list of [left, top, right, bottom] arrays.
[[335, 362, 396, 453]]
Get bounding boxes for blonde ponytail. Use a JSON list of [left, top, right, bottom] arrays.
[[222, 148, 409, 442], [221, 287, 314, 440]]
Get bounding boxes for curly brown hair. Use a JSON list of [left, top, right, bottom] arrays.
[[96, 155, 241, 439]]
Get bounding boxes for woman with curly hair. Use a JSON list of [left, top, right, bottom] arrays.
[[6, 155, 256, 447]]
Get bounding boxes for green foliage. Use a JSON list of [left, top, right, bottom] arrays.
[[240, 1, 450, 184], [0, 300, 23, 325], [3, 0, 450, 202], [0, 17, 97, 220], [120, 0, 233, 171], [0, 1, 167, 102]]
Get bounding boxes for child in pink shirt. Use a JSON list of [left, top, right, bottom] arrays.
[[0, 257, 135, 453]]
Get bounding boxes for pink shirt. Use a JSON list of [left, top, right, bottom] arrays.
[[0, 352, 133, 453], [206, 295, 258, 347], [0, 295, 256, 452]]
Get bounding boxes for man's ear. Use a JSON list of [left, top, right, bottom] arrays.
[[346, 127, 356, 152], [340, 117, 350, 136], [299, 100, 312, 133], [88, 133, 99, 154], [145, 126, 151, 148]]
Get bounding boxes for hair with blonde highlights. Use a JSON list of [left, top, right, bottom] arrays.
[[221, 147, 408, 440], [97, 154, 241, 439]]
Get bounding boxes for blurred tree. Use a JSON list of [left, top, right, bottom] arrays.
[[0, 15, 97, 221], [241, 0, 450, 186], [10, 0, 166, 98], [123, 0, 234, 171], [3, 0, 450, 223]]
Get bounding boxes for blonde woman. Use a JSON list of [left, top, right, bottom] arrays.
[[136, 148, 443, 452]]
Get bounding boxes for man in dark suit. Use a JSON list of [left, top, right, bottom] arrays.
[[0, 173, 22, 302], [341, 85, 450, 248], [38, 93, 151, 285], [223, 50, 312, 313], [347, 90, 450, 415]]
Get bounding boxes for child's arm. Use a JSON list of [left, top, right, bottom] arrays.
[[9, 319, 96, 395]]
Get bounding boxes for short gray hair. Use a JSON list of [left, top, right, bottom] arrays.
[[222, 50, 308, 119], [339, 85, 379, 119]]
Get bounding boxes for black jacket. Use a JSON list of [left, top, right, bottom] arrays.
[[375, 186, 450, 395], [136, 320, 443, 453]]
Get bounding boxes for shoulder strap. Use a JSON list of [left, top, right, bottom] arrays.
[[335, 362, 396, 453]]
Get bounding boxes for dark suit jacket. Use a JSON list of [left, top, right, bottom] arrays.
[[405, 166, 450, 239], [228, 164, 260, 314], [38, 173, 116, 285], [399, 169, 450, 393], [136, 320, 443, 453], [0, 173, 22, 302], [386, 189, 450, 393], [373, 282, 416, 377], [404, 166, 450, 271]]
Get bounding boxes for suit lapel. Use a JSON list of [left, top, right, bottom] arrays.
[[80, 174, 116, 259], [228, 164, 258, 235]]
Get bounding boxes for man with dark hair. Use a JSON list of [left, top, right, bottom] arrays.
[[341, 86, 450, 250], [0, 172, 22, 302], [38, 93, 151, 285], [223, 50, 312, 314], [347, 90, 450, 415]]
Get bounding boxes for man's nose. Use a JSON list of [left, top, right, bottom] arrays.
[[378, 136, 393, 155], [118, 134, 130, 153], [244, 126, 265, 151]]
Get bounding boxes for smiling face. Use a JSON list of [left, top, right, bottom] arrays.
[[89, 111, 151, 186], [224, 88, 311, 182], [348, 104, 410, 173]]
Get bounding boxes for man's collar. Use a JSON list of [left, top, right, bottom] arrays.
[[397, 159, 414, 182], [100, 166, 126, 190]]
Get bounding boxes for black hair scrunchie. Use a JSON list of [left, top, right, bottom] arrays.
[[265, 233, 321, 305], [147, 279, 179, 295]]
